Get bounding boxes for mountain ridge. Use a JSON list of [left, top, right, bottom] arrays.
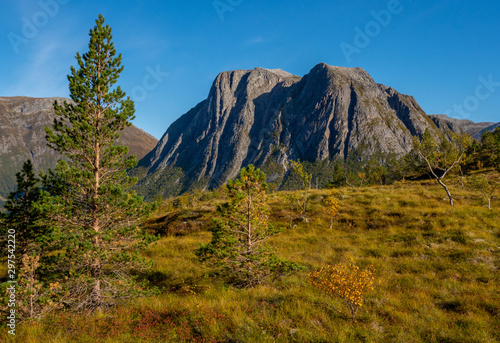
[[3, 67, 496, 202], [135, 63, 448, 197], [0, 96, 158, 203], [428, 114, 495, 137], [473, 122, 500, 140]]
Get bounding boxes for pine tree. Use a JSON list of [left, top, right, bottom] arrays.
[[2, 160, 46, 255], [0, 161, 63, 322], [196, 165, 300, 287], [44, 15, 155, 312]]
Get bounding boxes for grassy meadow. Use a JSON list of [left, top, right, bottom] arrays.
[[1, 177, 499, 342]]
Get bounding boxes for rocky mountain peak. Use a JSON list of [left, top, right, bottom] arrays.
[[135, 63, 446, 197]]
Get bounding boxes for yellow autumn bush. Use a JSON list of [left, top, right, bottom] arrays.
[[310, 261, 376, 320]]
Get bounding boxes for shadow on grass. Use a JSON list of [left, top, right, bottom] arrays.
[[141, 269, 208, 295], [144, 209, 214, 236]]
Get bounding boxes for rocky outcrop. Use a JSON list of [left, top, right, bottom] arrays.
[[0, 96, 157, 201], [137, 63, 444, 193]]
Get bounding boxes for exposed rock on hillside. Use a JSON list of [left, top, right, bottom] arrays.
[[136, 63, 445, 196], [0, 96, 157, 201]]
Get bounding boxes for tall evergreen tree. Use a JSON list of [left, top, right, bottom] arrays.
[[2, 160, 46, 255], [45, 15, 154, 312]]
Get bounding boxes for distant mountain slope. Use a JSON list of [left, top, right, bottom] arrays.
[[428, 114, 494, 137], [473, 122, 500, 140], [0, 96, 157, 203], [134, 63, 446, 197]]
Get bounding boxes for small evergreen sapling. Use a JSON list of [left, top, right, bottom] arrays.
[[196, 165, 301, 287]]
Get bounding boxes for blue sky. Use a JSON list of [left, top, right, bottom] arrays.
[[1, 0, 499, 139]]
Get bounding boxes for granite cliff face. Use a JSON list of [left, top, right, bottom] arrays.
[[0, 96, 158, 201], [136, 63, 444, 195]]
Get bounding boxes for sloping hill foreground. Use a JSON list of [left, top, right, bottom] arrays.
[[1, 177, 498, 342]]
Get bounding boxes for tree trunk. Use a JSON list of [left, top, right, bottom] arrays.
[[437, 178, 453, 206], [92, 132, 101, 311], [247, 190, 252, 252], [91, 277, 101, 312], [29, 270, 34, 321], [302, 187, 308, 218], [91, 237, 102, 311]]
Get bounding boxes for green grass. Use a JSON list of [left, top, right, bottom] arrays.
[[1, 178, 499, 342]]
